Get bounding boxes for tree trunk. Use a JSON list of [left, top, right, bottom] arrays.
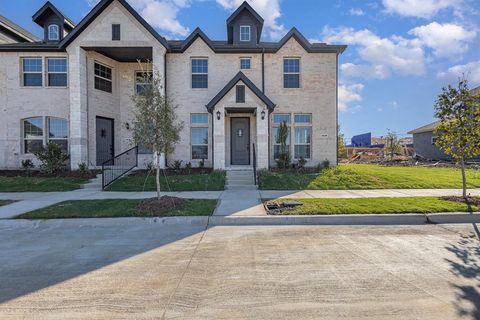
[[156, 151, 161, 200], [460, 157, 467, 198]]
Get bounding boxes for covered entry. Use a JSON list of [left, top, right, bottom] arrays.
[[230, 117, 250, 165]]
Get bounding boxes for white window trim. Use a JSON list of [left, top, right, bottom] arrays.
[[190, 113, 209, 160], [240, 57, 252, 70], [48, 24, 59, 41], [191, 58, 208, 89], [22, 116, 69, 154], [283, 57, 301, 89], [240, 25, 251, 42], [46, 57, 68, 88], [21, 57, 43, 88], [94, 61, 113, 93]]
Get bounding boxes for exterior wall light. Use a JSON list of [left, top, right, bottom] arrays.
[[261, 110, 266, 120], [216, 110, 221, 120]]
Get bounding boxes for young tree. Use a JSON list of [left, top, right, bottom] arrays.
[[384, 130, 401, 160], [338, 126, 347, 159], [132, 71, 184, 199], [276, 121, 291, 170], [434, 79, 480, 198]]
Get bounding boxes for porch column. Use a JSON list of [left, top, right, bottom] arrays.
[[67, 46, 88, 169], [213, 106, 226, 169], [256, 107, 269, 169]]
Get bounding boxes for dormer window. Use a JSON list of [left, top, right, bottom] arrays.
[[240, 25, 251, 42], [48, 24, 59, 41]]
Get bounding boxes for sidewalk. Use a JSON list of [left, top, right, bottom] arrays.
[[0, 186, 479, 219]]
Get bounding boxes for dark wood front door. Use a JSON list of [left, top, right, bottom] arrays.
[[231, 117, 250, 165], [96, 117, 114, 166]]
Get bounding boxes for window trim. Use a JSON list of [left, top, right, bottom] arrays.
[[48, 24, 59, 41], [21, 57, 43, 87], [283, 57, 301, 89], [94, 61, 113, 93], [239, 25, 251, 42], [240, 57, 251, 70], [46, 57, 68, 88], [22, 116, 69, 154], [190, 113, 209, 160], [191, 57, 208, 89]]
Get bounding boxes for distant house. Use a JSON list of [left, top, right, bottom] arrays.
[[0, 15, 39, 44]]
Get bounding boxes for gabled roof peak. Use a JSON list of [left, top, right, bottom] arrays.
[[33, 1, 75, 30], [226, 1, 264, 25]]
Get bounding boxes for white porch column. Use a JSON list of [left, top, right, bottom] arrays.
[[67, 46, 88, 169], [214, 106, 226, 169], [152, 44, 167, 168], [256, 107, 269, 169]]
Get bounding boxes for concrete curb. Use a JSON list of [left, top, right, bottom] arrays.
[[1, 212, 479, 227]]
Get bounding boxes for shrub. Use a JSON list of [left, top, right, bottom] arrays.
[[199, 159, 205, 168], [171, 160, 183, 171], [298, 157, 307, 170], [322, 159, 330, 169], [185, 161, 192, 174], [275, 122, 291, 170], [33, 142, 69, 174], [21, 159, 35, 171], [78, 162, 89, 173]]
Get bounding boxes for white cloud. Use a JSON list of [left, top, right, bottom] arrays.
[[382, 0, 462, 18], [323, 27, 425, 78], [409, 22, 476, 58], [437, 60, 480, 84], [216, 0, 286, 40], [348, 8, 365, 16], [338, 83, 364, 112], [87, 0, 190, 37], [341, 63, 390, 79]]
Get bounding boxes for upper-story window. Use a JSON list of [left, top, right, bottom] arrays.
[[94, 62, 112, 93], [240, 57, 251, 70], [135, 71, 153, 95], [48, 24, 59, 41], [240, 25, 251, 42], [112, 24, 121, 41], [192, 58, 208, 89], [47, 58, 67, 87], [283, 58, 300, 88], [22, 58, 43, 87]]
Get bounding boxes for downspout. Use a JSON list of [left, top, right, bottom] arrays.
[[261, 48, 265, 93], [211, 109, 214, 168], [163, 51, 168, 167], [85, 51, 90, 167]]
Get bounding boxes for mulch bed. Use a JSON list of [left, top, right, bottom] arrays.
[[441, 196, 480, 207], [136, 196, 186, 215], [129, 168, 213, 177], [0, 170, 100, 179], [264, 200, 303, 215]]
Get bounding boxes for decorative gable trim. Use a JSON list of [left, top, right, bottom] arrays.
[[179, 28, 216, 52]]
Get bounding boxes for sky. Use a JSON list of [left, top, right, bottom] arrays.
[[1, 0, 479, 142]]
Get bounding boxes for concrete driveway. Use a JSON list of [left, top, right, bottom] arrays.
[[0, 220, 479, 319]]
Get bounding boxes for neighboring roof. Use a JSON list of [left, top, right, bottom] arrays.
[[0, 42, 62, 51], [0, 15, 40, 42], [408, 121, 441, 134], [32, 1, 75, 30], [206, 72, 276, 112], [60, 0, 169, 49]]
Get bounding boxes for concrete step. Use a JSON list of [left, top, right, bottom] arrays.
[[226, 180, 254, 186], [226, 185, 258, 190], [227, 176, 254, 182], [226, 172, 254, 177]]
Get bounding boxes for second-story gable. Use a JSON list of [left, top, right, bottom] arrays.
[[227, 2, 264, 45], [32, 1, 75, 43]]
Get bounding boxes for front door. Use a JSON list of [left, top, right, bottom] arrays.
[[96, 117, 114, 166], [231, 117, 250, 165]]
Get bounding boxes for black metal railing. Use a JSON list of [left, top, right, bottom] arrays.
[[253, 143, 257, 185], [102, 146, 138, 189]]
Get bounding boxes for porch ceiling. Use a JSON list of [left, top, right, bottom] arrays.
[[84, 46, 152, 62]]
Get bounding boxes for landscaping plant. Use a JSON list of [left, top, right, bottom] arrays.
[[131, 70, 184, 200], [21, 159, 34, 175], [384, 130, 402, 160], [33, 142, 69, 174], [276, 121, 291, 170], [434, 79, 480, 198]]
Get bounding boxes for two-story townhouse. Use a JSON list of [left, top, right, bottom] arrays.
[[0, 0, 346, 170]]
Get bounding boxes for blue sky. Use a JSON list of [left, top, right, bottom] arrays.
[[1, 0, 479, 141]]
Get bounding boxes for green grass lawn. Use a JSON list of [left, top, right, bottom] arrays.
[[0, 176, 90, 192], [258, 164, 480, 190], [268, 197, 479, 215], [17, 199, 218, 219], [106, 170, 226, 191]]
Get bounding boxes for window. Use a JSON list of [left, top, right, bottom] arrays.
[[432, 136, 438, 145], [294, 127, 311, 159], [294, 114, 312, 124], [272, 114, 291, 159], [22, 117, 68, 153], [236, 85, 245, 103], [191, 114, 209, 159], [283, 58, 300, 88], [47, 58, 67, 87], [191, 58, 208, 89], [48, 117, 68, 151], [112, 24, 121, 41], [273, 114, 291, 124], [135, 71, 152, 95], [240, 25, 251, 42], [23, 117, 44, 154], [22, 58, 43, 87], [48, 24, 59, 41], [94, 62, 112, 93], [240, 58, 251, 70]]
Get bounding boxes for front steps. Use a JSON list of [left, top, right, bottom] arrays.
[[225, 169, 257, 190]]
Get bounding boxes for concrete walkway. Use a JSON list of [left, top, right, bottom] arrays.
[[0, 184, 479, 219]]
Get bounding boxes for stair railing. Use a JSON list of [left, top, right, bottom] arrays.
[[253, 143, 257, 185], [102, 146, 138, 189]]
